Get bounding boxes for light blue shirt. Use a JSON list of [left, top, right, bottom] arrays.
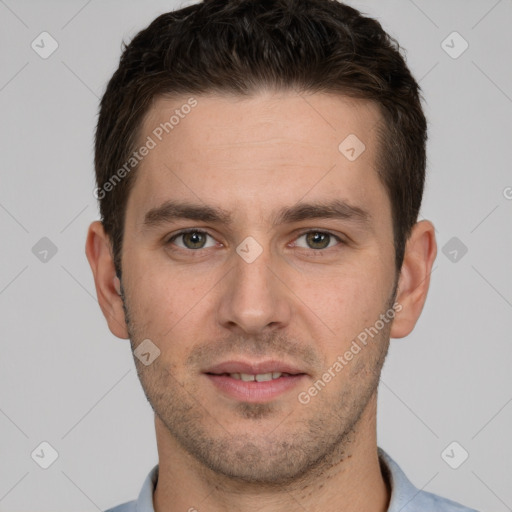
[[105, 448, 477, 512]]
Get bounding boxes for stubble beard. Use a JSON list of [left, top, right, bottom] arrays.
[[120, 284, 394, 487]]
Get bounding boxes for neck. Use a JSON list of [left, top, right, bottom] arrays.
[[153, 396, 389, 512]]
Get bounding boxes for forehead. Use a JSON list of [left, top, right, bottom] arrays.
[[142, 90, 381, 155], [127, 90, 389, 227]]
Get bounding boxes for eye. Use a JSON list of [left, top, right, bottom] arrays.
[[293, 231, 342, 250], [167, 229, 218, 250]]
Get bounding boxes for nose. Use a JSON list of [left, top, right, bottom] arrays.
[[216, 245, 292, 336]]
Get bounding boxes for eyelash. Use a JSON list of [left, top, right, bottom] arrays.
[[166, 228, 345, 252]]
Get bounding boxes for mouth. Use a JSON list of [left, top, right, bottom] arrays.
[[203, 360, 308, 402], [217, 371, 293, 382]]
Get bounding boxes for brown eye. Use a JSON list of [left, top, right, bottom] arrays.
[[182, 231, 207, 249], [169, 230, 216, 250], [306, 232, 330, 249], [294, 231, 341, 250]]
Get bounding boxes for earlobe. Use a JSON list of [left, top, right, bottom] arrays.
[[390, 220, 437, 339], [85, 221, 129, 339]]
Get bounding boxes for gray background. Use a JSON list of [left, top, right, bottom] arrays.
[[0, 0, 511, 510]]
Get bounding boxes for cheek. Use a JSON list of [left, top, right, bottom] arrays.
[[122, 258, 174, 333], [298, 263, 391, 348], [125, 257, 218, 350]]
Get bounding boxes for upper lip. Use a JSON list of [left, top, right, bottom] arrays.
[[204, 360, 306, 376]]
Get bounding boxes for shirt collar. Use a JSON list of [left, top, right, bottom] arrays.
[[378, 447, 424, 511]]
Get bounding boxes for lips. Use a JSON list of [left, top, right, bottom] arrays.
[[204, 360, 307, 402], [205, 360, 306, 376], [228, 372, 287, 382]]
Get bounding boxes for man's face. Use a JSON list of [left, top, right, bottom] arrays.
[[120, 91, 398, 483]]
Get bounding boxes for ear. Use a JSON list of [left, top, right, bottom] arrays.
[[390, 220, 437, 339], [85, 221, 129, 339]]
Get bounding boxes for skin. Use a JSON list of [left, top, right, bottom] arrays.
[[86, 91, 437, 512]]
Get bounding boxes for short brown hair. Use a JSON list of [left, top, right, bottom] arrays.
[[95, 0, 427, 275]]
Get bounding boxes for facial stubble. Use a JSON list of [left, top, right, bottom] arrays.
[[120, 280, 396, 487]]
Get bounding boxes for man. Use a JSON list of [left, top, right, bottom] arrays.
[[86, 1, 477, 511]]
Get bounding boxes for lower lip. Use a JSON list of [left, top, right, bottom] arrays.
[[205, 374, 306, 402]]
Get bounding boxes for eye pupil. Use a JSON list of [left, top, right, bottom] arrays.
[[306, 232, 330, 249], [183, 231, 206, 249]]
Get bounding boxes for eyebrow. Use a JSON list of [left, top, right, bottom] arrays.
[[142, 199, 371, 229], [273, 199, 370, 227], [143, 201, 231, 228]]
